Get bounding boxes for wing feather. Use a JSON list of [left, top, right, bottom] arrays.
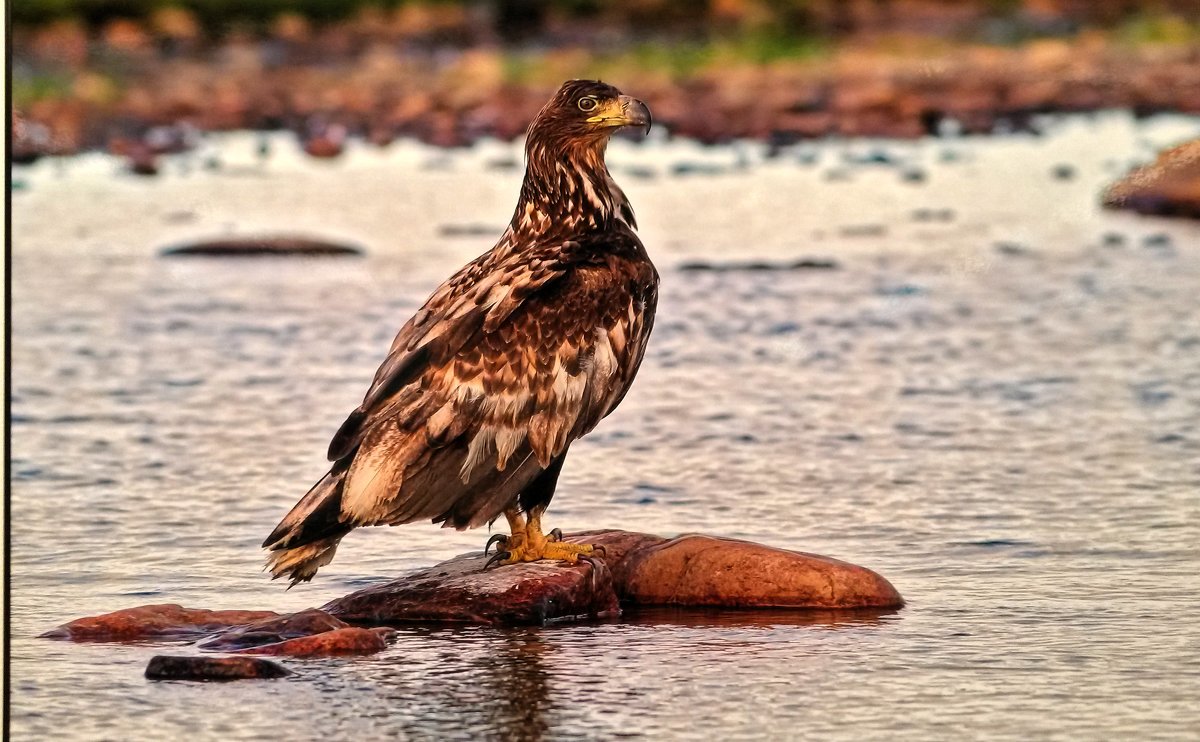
[[331, 232, 657, 531]]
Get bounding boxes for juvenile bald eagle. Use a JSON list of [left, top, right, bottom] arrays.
[[263, 80, 657, 585]]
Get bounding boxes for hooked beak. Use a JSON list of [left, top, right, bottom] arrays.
[[618, 95, 652, 134], [588, 95, 653, 135]]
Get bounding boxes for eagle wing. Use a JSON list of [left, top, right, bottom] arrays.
[[327, 236, 657, 531]]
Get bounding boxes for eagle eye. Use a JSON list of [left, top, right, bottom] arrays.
[[577, 96, 599, 112]]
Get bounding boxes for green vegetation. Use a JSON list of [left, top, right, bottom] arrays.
[[1115, 12, 1200, 46], [12, 70, 75, 107]]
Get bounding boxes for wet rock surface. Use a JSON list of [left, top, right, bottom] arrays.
[[619, 534, 905, 609], [197, 608, 349, 651], [47, 531, 903, 675], [231, 627, 397, 658], [160, 235, 364, 257], [323, 544, 622, 626], [323, 530, 902, 625], [1103, 140, 1200, 219], [145, 655, 291, 681], [40, 604, 279, 641]]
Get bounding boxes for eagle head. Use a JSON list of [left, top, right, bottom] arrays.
[[515, 80, 651, 233], [527, 80, 652, 152]]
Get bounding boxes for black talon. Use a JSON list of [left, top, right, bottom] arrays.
[[548, 528, 563, 542], [484, 551, 511, 570], [590, 545, 606, 557], [485, 533, 508, 555]]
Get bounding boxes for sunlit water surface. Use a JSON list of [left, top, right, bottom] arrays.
[[11, 114, 1200, 740]]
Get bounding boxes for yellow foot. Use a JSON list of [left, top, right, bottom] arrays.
[[484, 530, 604, 569]]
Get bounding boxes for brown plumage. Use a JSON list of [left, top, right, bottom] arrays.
[[263, 80, 657, 585]]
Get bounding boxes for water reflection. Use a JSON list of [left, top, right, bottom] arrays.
[[350, 627, 553, 741], [620, 606, 903, 630]]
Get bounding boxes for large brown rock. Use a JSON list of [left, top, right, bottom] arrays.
[[40, 604, 279, 641], [617, 534, 904, 609], [322, 530, 902, 625], [1103, 140, 1200, 218]]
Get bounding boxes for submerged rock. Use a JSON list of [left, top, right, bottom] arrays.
[[231, 627, 396, 658], [1103, 140, 1200, 218], [197, 608, 348, 651], [160, 235, 364, 257], [40, 604, 279, 641], [145, 655, 291, 681]]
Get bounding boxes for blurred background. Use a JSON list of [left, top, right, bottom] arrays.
[[12, 0, 1200, 157]]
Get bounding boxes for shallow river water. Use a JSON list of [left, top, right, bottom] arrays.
[[10, 114, 1200, 740]]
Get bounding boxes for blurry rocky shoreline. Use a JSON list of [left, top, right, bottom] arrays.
[[13, 1, 1200, 160]]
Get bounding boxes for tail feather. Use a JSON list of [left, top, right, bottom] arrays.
[[263, 469, 352, 586], [265, 537, 343, 588]]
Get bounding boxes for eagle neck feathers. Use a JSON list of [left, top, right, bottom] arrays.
[[512, 139, 635, 240]]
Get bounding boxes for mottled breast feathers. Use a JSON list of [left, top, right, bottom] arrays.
[[326, 228, 657, 530]]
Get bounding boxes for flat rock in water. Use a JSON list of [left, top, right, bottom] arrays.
[[230, 627, 396, 658], [160, 235, 363, 257], [145, 655, 290, 681], [197, 608, 348, 651], [41, 604, 279, 641], [323, 530, 902, 625], [323, 545, 622, 626], [1103, 140, 1200, 218], [45, 532, 904, 636]]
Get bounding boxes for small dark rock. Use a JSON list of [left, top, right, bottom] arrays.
[[160, 235, 363, 257], [994, 241, 1033, 256], [678, 259, 838, 273], [622, 165, 657, 180], [145, 655, 290, 681], [911, 208, 955, 222], [438, 223, 503, 238], [840, 224, 887, 238], [1051, 164, 1077, 180], [900, 167, 927, 183], [670, 161, 727, 177], [790, 258, 840, 270], [1142, 233, 1173, 247], [1101, 231, 1126, 246]]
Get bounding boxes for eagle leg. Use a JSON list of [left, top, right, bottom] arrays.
[[484, 506, 604, 568]]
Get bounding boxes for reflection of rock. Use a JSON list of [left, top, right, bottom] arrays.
[[145, 655, 291, 681], [1103, 140, 1200, 218], [40, 604, 278, 641], [160, 235, 364, 257]]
